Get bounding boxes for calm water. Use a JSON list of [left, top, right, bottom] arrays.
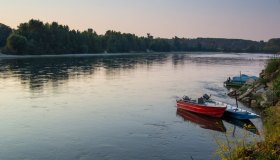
[[0, 53, 272, 160]]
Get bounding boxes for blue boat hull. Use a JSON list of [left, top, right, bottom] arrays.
[[224, 110, 260, 119], [204, 98, 260, 120], [224, 81, 244, 87]]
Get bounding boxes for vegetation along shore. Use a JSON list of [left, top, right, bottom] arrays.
[[1, 19, 280, 55], [218, 57, 280, 159]]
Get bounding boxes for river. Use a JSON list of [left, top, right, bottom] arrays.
[[0, 52, 273, 160]]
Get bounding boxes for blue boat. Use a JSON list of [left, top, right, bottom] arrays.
[[224, 105, 260, 120], [202, 94, 260, 120], [224, 74, 258, 87]]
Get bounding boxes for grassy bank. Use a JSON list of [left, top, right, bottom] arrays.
[[232, 105, 280, 159], [218, 58, 280, 160]]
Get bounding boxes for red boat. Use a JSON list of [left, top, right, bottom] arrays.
[[176, 95, 227, 118]]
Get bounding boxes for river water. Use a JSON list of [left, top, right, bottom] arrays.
[[0, 53, 273, 160]]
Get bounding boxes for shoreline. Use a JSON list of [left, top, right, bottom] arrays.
[[0, 51, 273, 59]]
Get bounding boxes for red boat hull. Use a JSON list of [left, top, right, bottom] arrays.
[[176, 101, 226, 118]]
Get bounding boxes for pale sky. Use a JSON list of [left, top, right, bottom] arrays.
[[1, 0, 280, 41]]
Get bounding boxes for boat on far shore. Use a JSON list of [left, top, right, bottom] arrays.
[[224, 74, 258, 87]]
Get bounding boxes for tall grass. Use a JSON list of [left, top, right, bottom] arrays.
[[215, 125, 258, 160], [216, 107, 280, 160]]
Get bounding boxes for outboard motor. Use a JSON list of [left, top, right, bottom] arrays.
[[203, 94, 211, 100], [182, 96, 191, 101], [198, 97, 205, 104]]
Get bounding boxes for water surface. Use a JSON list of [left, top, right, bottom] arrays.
[[0, 53, 271, 160]]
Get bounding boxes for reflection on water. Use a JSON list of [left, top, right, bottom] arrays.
[[176, 109, 226, 132], [0, 53, 272, 160], [0, 53, 269, 93], [0, 54, 168, 91], [177, 108, 259, 135], [0, 54, 167, 90], [223, 116, 259, 135]]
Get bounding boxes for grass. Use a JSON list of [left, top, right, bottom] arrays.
[[273, 75, 280, 98], [239, 106, 280, 160], [265, 59, 280, 74], [216, 106, 280, 160], [215, 125, 255, 160]]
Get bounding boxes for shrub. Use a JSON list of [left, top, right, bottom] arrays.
[[265, 59, 280, 74], [273, 75, 280, 98], [5, 33, 27, 54]]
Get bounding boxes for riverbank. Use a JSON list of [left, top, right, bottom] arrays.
[[224, 58, 280, 159]]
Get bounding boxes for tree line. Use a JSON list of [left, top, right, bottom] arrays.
[[0, 19, 280, 55]]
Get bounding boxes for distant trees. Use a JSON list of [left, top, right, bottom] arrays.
[[0, 23, 12, 48], [172, 36, 181, 51], [103, 30, 147, 53], [3, 19, 103, 54], [0, 19, 280, 55], [264, 38, 280, 53], [150, 38, 171, 52]]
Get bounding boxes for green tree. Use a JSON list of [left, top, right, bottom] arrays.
[[0, 23, 12, 48], [6, 33, 27, 54], [172, 36, 181, 51], [150, 38, 171, 52], [265, 38, 280, 53]]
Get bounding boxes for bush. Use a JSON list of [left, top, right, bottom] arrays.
[[5, 33, 27, 54], [273, 75, 280, 99], [265, 59, 280, 74], [259, 77, 268, 85]]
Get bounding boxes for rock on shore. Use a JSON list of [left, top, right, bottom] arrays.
[[227, 73, 274, 108]]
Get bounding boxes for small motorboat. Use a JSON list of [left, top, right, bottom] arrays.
[[224, 74, 258, 87], [177, 109, 226, 132], [176, 95, 227, 118], [224, 105, 260, 120]]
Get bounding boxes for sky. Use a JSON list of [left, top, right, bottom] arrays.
[[1, 0, 280, 41]]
